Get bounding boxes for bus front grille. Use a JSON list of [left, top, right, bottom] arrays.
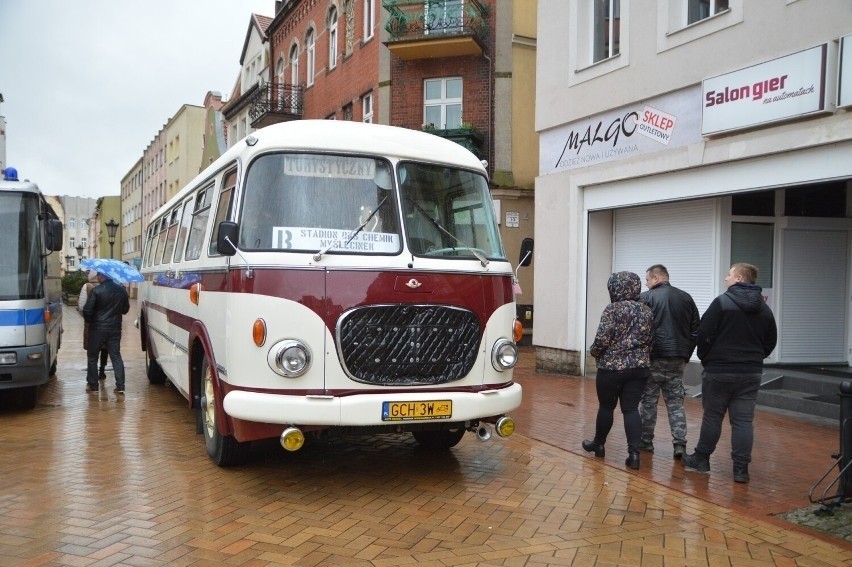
[[336, 305, 481, 385]]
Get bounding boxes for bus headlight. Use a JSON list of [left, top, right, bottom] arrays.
[[268, 340, 312, 378], [491, 339, 518, 372]]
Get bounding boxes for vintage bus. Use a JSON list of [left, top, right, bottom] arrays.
[[0, 167, 64, 409], [138, 120, 531, 466]]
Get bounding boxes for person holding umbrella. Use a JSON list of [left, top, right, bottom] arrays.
[[81, 259, 137, 396]]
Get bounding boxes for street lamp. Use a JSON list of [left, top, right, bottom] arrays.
[[105, 219, 118, 259], [75, 244, 84, 270]]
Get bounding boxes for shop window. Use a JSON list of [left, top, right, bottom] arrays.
[[732, 191, 774, 217], [784, 182, 846, 217], [731, 222, 773, 288]]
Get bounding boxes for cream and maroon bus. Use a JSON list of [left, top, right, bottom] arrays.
[[138, 120, 530, 466]]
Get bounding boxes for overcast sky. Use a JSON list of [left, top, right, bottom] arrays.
[[0, 0, 275, 198]]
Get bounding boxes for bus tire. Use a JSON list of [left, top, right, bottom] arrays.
[[18, 386, 38, 410], [49, 357, 57, 377], [412, 427, 465, 449], [199, 354, 249, 466], [145, 334, 167, 385]]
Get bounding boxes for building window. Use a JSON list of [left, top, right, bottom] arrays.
[[81, 237, 87, 248], [731, 222, 773, 288], [363, 0, 374, 40], [69, 217, 76, 229], [343, 103, 354, 121], [425, 0, 463, 35], [687, 0, 729, 25], [290, 43, 299, 85], [276, 56, 284, 85], [69, 237, 75, 248], [362, 93, 373, 123], [592, 0, 620, 63], [424, 77, 462, 129], [328, 7, 339, 69], [306, 29, 316, 86]]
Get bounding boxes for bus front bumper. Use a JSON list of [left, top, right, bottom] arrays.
[[0, 345, 50, 390], [222, 383, 522, 426]]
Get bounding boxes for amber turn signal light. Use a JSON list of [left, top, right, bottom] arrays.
[[252, 319, 267, 347], [513, 319, 523, 343]]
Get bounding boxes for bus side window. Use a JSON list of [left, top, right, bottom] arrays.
[[161, 207, 181, 265], [153, 216, 169, 266], [208, 169, 237, 256], [185, 185, 214, 261], [172, 198, 193, 264], [147, 219, 163, 267]]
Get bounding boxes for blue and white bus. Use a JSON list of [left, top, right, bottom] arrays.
[[0, 167, 64, 409]]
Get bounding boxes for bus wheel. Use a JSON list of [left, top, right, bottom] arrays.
[[49, 356, 57, 377], [199, 354, 249, 466], [412, 428, 465, 449], [17, 386, 38, 410], [145, 335, 167, 384]]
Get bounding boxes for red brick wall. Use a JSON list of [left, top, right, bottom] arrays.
[[269, 0, 381, 122]]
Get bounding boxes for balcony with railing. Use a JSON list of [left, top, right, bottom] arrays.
[[248, 83, 304, 128], [383, 0, 489, 60]]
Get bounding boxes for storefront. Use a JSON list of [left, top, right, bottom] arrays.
[[535, 38, 852, 375]]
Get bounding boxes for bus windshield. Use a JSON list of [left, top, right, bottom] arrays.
[[0, 192, 44, 300], [399, 162, 505, 260], [239, 153, 401, 254]]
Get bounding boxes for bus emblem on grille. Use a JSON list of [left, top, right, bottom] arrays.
[[405, 278, 422, 289]]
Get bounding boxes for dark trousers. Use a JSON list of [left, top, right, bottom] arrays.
[[694, 372, 762, 465], [593, 367, 649, 454], [87, 329, 125, 389]]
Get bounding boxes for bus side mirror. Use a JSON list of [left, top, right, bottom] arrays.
[[45, 219, 63, 252], [518, 237, 533, 267], [217, 221, 239, 256]]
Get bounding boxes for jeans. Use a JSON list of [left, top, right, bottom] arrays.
[[87, 329, 125, 390], [694, 372, 762, 465], [593, 367, 649, 454]]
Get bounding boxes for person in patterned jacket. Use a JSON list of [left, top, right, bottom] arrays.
[[582, 271, 655, 470]]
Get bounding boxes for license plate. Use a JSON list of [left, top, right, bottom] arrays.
[[382, 400, 452, 421]]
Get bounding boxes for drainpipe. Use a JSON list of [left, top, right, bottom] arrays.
[[483, 51, 492, 177]]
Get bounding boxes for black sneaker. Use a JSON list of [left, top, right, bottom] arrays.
[[733, 463, 749, 483], [673, 444, 686, 459], [85, 383, 97, 393], [639, 441, 654, 452], [682, 453, 710, 473]]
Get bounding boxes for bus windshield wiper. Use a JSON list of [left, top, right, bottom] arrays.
[[313, 196, 389, 262], [407, 199, 489, 267]]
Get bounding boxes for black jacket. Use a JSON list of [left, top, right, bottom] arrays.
[[640, 282, 699, 360], [697, 283, 777, 373], [82, 279, 130, 332]]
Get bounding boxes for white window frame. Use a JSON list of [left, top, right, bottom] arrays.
[[69, 217, 76, 229], [362, 93, 373, 123], [329, 7, 339, 69], [306, 28, 316, 86], [659, 0, 741, 52], [591, 0, 620, 64], [363, 0, 375, 40], [423, 77, 463, 129]]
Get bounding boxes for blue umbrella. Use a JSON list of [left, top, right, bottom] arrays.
[[80, 258, 144, 283]]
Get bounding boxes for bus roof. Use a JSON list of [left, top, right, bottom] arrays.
[[0, 179, 41, 194], [154, 121, 487, 221]]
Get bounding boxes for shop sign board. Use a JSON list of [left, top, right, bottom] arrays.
[[540, 86, 702, 175], [839, 34, 852, 108], [702, 44, 829, 135]]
